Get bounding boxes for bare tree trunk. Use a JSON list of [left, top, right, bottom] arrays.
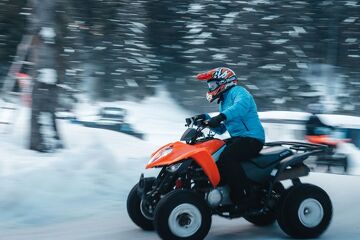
[[29, 0, 62, 152]]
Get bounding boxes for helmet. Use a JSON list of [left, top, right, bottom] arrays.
[[307, 103, 325, 114], [196, 67, 237, 102]]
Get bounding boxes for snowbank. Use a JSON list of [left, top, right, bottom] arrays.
[[0, 107, 158, 228], [0, 88, 191, 229]]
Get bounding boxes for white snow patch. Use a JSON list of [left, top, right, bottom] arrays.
[[198, 32, 212, 39], [188, 3, 204, 13], [250, 0, 271, 4], [296, 63, 308, 69], [64, 47, 75, 53], [131, 22, 146, 29], [188, 28, 202, 34], [274, 51, 286, 55], [243, 7, 257, 12], [343, 17, 358, 23], [94, 46, 106, 51], [260, 64, 286, 71], [245, 84, 259, 90], [272, 97, 287, 104], [189, 39, 206, 45], [345, 1, 360, 6], [269, 39, 289, 45], [129, 28, 143, 34], [186, 22, 205, 29], [37, 68, 57, 85], [212, 53, 227, 60], [262, 15, 280, 20], [125, 79, 138, 87], [345, 38, 357, 43], [190, 60, 204, 63], [293, 26, 306, 34], [222, 12, 240, 25]]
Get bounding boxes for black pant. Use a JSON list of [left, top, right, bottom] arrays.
[[216, 137, 263, 203]]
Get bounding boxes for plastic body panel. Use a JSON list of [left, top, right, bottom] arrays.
[[146, 140, 225, 187]]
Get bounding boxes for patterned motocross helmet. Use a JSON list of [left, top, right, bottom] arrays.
[[196, 67, 238, 102]]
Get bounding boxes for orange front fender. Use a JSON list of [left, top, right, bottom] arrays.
[[146, 141, 221, 187], [190, 150, 221, 187]]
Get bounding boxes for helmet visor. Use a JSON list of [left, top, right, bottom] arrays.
[[207, 80, 219, 91]]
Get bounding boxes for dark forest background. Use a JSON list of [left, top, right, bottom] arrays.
[[1, 0, 359, 115]]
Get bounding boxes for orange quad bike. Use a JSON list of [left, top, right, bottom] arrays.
[[306, 135, 350, 173], [127, 118, 333, 240]]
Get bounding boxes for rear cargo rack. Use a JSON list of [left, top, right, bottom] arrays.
[[265, 141, 328, 153]]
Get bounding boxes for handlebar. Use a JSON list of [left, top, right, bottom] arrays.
[[183, 117, 215, 143], [185, 117, 209, 128], [185, 118, 192, 127]]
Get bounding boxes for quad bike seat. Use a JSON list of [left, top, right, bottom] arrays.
[[251, 146, 293, 168]]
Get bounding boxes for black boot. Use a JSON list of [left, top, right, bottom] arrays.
[[231, 190, 260, 214]]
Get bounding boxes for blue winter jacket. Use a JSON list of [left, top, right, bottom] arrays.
[[208, 86, 265, 143]]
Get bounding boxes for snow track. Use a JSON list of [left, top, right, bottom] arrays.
[[0, 90, 359, 239], [1, 173, 360, 240]]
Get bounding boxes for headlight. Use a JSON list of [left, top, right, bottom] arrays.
[[149, 147, 173, 164], [166, 162, 183, 173]]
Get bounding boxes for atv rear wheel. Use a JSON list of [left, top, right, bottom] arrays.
[[127, 178, 155, 231], [245, 182, 285, 226], [277, 183, 332, 238], [154, 189, 211, 240]]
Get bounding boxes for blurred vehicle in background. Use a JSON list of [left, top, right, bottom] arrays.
[[305, 104, 349, 172], [306, 129, 350, 173], [260, 111, 360, 174], [74, 106, 143, 139], [97, 107, 126, 126]]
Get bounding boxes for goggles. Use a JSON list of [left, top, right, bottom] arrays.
[[207, 80, 220, 91]]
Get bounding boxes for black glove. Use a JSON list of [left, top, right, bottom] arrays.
[[206, 113, 226, 128], [192, 114, 207, 126], [192, 114, 206, 121], [186, 114, 207, 126]]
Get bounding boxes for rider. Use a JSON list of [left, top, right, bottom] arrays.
[[194, 67, 265, 206], [305, 103, 337, 146]]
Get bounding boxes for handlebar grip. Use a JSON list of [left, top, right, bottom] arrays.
[[185, 116, 209, 128], [185, 118, 193, 127], [196, 119, 208, 127]]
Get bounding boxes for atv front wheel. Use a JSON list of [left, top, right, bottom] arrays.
[[277, 183, 332, 238], [127, 178, 155, 231], [154, 189, 211, 240], [245, 182, 285, 226]]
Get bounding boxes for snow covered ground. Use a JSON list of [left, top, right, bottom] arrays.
[[0, 89, 189, 230], [0, 89, 360, 239], [0, 111, 152, 228]]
